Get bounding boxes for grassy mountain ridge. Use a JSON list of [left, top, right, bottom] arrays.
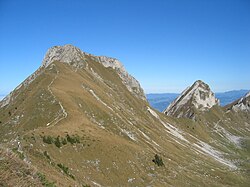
[[0, 46, 249, 186]]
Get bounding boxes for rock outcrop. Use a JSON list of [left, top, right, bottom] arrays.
[[97, 56, 146, 100], [0, 44, 146, 109], [42, 44, 87, 69], [164, 80, 219, 119], [41, 44, 146, 100], [231, 91, 250, 112]]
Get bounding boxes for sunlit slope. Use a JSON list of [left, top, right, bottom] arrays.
[[0, 45, 249, 186]]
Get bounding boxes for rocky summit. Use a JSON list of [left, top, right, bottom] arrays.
[[42, 44, 145, 101], [0, 45, 249, 186], [164, 80, 219, 119]]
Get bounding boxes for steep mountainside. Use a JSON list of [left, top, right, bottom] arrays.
[[0, 45, 249, 186], [164, 80, 219, 119], [0, 146, 45, 186]]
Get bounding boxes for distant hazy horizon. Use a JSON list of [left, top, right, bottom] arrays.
[[146, 89, 250, 95]]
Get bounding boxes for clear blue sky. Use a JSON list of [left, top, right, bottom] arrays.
[[0, 0, 249, 96]]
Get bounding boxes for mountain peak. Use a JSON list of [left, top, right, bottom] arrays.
[[0, 44, 145, 103], [42, 44, 87, 68], [193, 80, 209, 89], [195, 79, 204, 84], [164, 80, 219, 119], [194, 79, 204, 84]]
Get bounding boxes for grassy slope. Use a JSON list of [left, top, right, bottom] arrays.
[[0, 146, 45, 186], [0, 57, 249, 186]]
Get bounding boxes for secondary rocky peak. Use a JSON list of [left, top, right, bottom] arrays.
[[164, 80, 219, 119], [231, 91, 250, 112], [42, 44, 86, 68], [193, 79, 207, 87]]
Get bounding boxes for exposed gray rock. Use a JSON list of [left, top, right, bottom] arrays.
[[164, 80, 219, 119], [0, 93, 11, 108], [42, 44, 87, 69], [1, 44, 146, 109], [42, 45, 146, 100], [97, 56, 146, 101]]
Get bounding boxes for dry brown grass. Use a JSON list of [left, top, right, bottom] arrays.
[[0, 147, 43, 187], [0, 57, 249, 186]]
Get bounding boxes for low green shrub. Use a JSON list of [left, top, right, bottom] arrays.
[[66, 134, 80, 144], [54, 136, 62, 148], [43, 136, 53, 144], [61, 138, 67, 145], [152, 154, 164, 166], [57, 163, 69, 174], [42, 134, 80, 148], [43, 151, 51, 160], [57, 163, 75, 180], [37, 172, 56, 187]]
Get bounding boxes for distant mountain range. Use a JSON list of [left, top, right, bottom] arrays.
[[147, 89, 249, 112]]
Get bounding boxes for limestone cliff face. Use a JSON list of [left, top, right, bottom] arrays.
[[164, 80, 219, 119], [97, 56, 146, 100], [42, 44, 87, 69]]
